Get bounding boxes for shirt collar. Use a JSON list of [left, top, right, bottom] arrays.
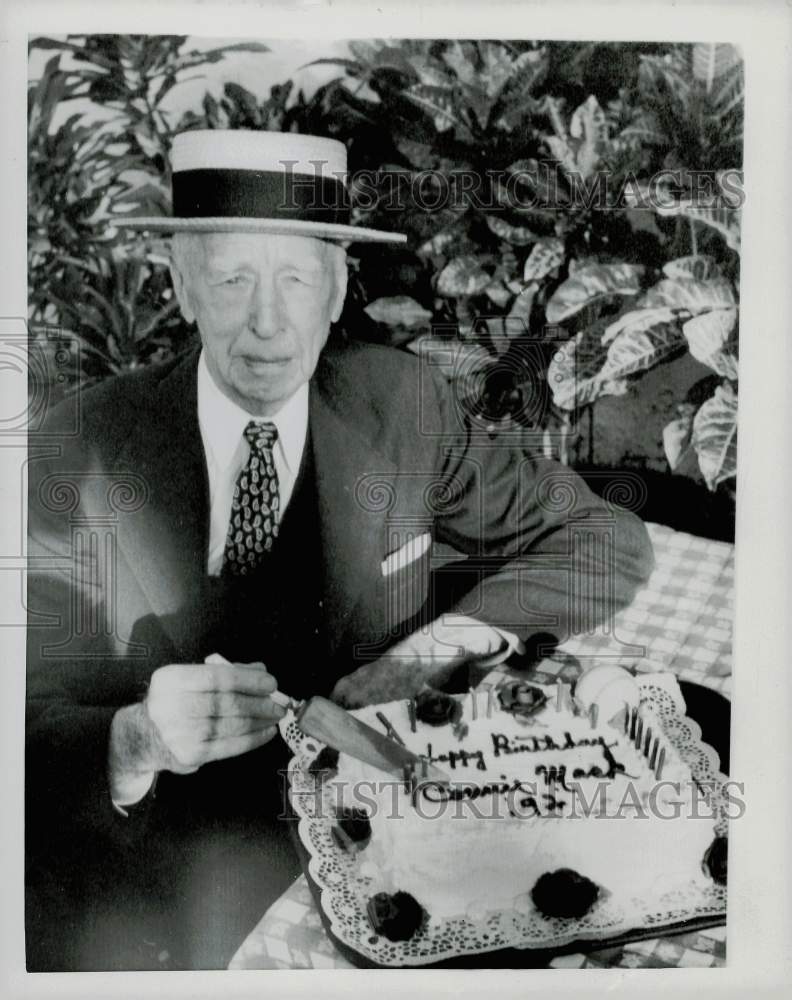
[[197, 349, 308, 476]]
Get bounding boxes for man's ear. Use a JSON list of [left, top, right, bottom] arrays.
[[329, 246, 349, 324], [169, 248, 196, 325]]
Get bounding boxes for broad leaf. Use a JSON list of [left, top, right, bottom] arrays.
[[395, 138, 436, 170], [485, 215, 538, 246], [692, 383, 738, 489], [200, 42, 271, 56], [350, 40, 417, 76], [440, 41, 480, 88], [479, 42, 523, 98], [639, 277, 736, 313], [437, 255, 491, 297], [568, 95, 609, 180], [655, 199, 741, 252], [662, 255, 722, 281], [545, 135, 578, 178], [547, 329, 627, 411], [364, 296, 432, 329], [416, 224, 465, 257], [599, 322, 686, 381], [692, 43, 740, 92], [496, 48, 549, 103], [683, 309, 738, 379], [523, 237, 565, 282], [602, 306, 681, 345], [484, 281, 512, 308], [506, 282, 538, 326], [405, 84, 464, 134], [712, 63, 745, 117], [662, 412, 695, 471], [546, 263, 644, 325]]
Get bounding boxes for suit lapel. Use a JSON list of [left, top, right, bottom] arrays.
[[112, 349, 210, 653]]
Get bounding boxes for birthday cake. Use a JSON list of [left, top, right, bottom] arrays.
[[298, 666, 727, 945]]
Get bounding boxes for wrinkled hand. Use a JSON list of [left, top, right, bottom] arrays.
[[144, 661, 287, 772], [114, 661, 286, 778], [330, 615, 516, 709]]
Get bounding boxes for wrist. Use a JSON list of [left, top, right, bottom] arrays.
[[108, 703, 160, 779]]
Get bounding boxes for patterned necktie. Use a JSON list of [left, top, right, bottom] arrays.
[[222, 420, 280, 576]]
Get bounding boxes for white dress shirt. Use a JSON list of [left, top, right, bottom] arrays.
[[197, 350, 309, 575]]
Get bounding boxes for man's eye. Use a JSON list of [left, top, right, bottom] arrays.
[[220, 275, 247, 287]]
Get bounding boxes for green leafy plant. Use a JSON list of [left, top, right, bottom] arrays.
[[295, 39, 741, 490], [543, 46, 741, 489], [28, 35, 272, 379], [28, 36, 741, 495]]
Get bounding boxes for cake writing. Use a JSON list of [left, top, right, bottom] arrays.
[[491, 731, 615, 756], [424, 745, 486, 771], [493, 731, 635, 784], [422, 734, 632, 782], [420, 778, 566, 818]]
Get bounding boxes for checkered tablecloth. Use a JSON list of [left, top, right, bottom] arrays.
[[543, 521, 733, 698], [229, 522, 733, 970]]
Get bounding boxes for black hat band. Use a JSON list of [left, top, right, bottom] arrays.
[[172, 168, 351, 225]]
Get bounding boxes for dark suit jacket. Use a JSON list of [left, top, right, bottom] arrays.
[[26, 341, 654, 967]]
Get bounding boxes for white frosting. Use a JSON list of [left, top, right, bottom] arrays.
[[574, 664, 642, 722], [330, 681, 716, 920]]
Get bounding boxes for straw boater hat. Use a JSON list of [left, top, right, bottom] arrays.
[[123, 129, 406, 245]]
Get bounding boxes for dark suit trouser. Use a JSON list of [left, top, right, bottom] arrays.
[[26, 753, 303, 971]]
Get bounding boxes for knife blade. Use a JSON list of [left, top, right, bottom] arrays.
[[296, 696, 449, 782], [204, 653, 449, 782]]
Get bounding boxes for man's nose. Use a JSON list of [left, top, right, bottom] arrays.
[[247, 277, 281, 336]]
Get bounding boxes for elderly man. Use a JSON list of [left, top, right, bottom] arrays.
[[26, 131, 654, 970]]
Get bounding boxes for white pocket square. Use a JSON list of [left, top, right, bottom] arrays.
[[381, 532, 431, 577]]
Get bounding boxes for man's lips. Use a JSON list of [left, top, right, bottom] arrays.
[[239, 355, 292, 367]]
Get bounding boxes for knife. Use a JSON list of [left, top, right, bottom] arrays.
[[204, 654, 449, 782]]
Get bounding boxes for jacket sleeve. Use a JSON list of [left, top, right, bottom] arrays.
[[425, 373, 655, 646], [26, 433, 158, 857]]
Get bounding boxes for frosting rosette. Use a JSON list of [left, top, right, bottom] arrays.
[[530, 868, 601, 919], [414, 689, 463, 727], [497, 682, 548, 717], [366, 891, 427, 941], [703, 836, 728, 885]]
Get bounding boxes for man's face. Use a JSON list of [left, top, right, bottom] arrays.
[[171, 231, 348, 415]]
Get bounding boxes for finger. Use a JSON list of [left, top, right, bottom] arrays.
[[200, 717, 282, 742], [330, 681, 362, 710], [165, 663, 279, 696], [329, 680, 348, 705], [204, 726, 280, 761], [182, 691, 287, 721], [210, 663, 282, 696]]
